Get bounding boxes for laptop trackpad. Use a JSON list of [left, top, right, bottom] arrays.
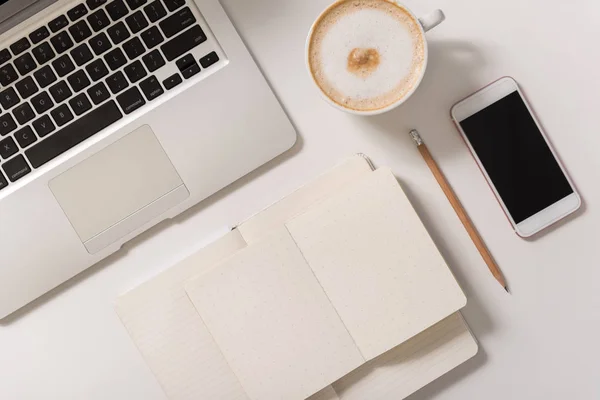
[[49, 125, 189, 254]]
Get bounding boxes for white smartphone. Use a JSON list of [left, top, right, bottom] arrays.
[[451, 77, 581, 237]]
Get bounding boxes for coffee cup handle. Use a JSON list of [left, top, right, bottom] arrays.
[[418, 9, 445, 32]]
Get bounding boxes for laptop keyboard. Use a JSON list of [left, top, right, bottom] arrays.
[[0, 0, 221, 190]]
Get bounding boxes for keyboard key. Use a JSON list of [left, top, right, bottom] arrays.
[[52, 54, 75, 77], [30, 27, 50, 45], [14, 53, 37, 75], [160, 7, 196, 38], [0, 171, 7, 190], [200, 51, 219, 68], [14, 126, 37, 148], [124, 60, 147, 83], [0, 114, 17, 136], [161, 25, 206, 61], [26, 100, 122, 168], [87, 82, 110, 104], [142, 49, 164, 72], [163, 0, 185, 12], [13, 103, 36, 125], [126, 0, 147, 10], [15, 76, 39, 99], [176, 53, 200, 79], [0, 87, 20, 110], [34, 65, 57, 88], [107, 21, 131, 45], [106, 0, 129, 21], [181, 62, 199, 79], [104, 48, 127, 70], [69, 93, 92, 115], [141, 26, 164, 49], [126, 11, 149, 34], [86, 59, 109, 81], [90, 32, 112, 55], [68, 4, 89, 21], [88, 9, 111, 32], [71, 43, 94, 66], [51, 104, 74, 126], [31, 91, 54, 114], [176, 53, 195, 71], [49, 15, 69, 33], [49, 81, 72, 103], [163, 73, 181, 90], [144, 1, 167, 23], [0, 136, 18, 159], [10, 38, 31, 55], [106, 71, 129, 94], [2, 155, 31, 181], [0, 49, 11, 65], [86, 0, 108, 10], [117, 86, 145, 114], [32, 115, 56, 137], [69, 20, 93, 43], [139, 75, 163, 101], [50, 31, 74, 54], [122, 37, 145, 59], [67, 70, 91, 92], [0, 64, 19, 86], [32, 42, 56, 64]]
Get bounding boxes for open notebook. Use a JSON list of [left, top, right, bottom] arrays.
[[115, 155, 478, 400]]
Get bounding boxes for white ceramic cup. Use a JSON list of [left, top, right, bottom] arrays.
[[306, 1, 445, 116]]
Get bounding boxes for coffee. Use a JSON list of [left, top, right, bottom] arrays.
[[308, 0, 426, 112]]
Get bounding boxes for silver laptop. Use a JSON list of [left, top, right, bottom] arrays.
[[0, 0, 296, 318]]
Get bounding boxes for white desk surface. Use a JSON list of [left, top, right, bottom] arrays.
[[2, 0, 600, 398]]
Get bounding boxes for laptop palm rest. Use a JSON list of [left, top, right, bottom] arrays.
[[49, 125, 189, 254]]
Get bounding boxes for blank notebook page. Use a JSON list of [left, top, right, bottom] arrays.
[[186, 228, 364, 400], [286, 168, 467, 360], [115, 231, 249, 400]]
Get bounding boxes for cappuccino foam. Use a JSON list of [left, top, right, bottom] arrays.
[[308, 0, 425, 112]]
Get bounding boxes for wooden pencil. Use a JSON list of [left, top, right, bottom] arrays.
[[410, 129, 509, 292]]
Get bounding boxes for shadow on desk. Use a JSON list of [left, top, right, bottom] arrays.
[[407, 347, 488, 400]]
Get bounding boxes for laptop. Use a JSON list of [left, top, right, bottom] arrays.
[[0, 0, 296, 319]]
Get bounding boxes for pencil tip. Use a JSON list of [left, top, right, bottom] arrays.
[[504, 286, 510, 293]]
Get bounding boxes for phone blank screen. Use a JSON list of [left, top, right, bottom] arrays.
[[459, 91, 573, 224]]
